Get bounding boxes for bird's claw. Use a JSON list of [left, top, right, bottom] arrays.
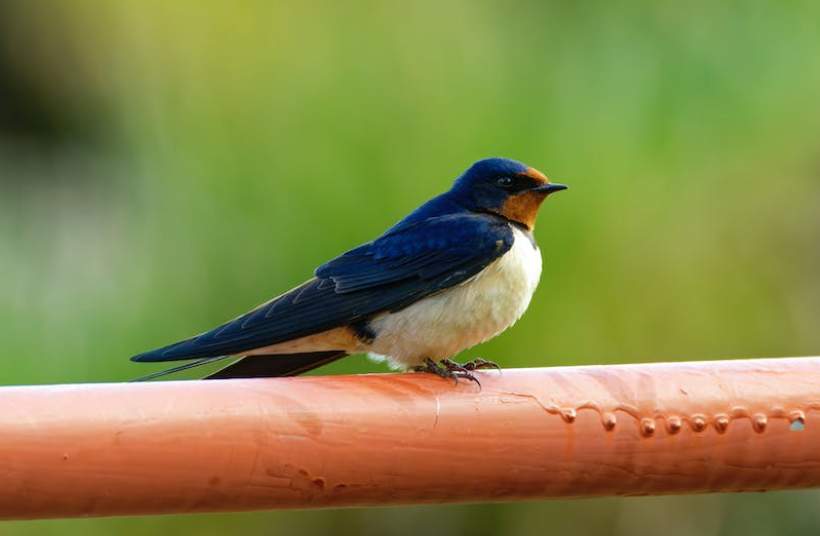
[[461, 357, 501, 372], [440, 358, 482, 386], [413, 358, 481, 386]]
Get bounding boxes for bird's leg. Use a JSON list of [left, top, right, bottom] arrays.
[[462, 357, 501, 371]]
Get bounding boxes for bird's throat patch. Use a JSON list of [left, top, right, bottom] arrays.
[[498, 190, 548, 230]]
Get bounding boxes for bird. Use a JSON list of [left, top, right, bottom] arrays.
[[131, 157, 567, 383]]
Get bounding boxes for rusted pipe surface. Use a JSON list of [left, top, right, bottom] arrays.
[[1, 357, 818, 519]]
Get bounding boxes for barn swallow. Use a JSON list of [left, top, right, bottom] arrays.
[[131, 158, 567, 383]]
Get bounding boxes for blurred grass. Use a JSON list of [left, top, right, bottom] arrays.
[[1, 1, 819, 534]]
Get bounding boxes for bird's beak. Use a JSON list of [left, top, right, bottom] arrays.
[[533, 183, 568, 195]]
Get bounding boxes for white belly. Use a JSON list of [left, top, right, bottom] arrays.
[[367, 227, 542, 368]]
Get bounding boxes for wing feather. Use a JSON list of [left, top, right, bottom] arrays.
[[131, 214, 513, 362]]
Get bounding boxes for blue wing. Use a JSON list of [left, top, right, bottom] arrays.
[[131, 214, 514, 362]]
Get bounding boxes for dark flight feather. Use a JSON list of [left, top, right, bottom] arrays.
[[131, 213, 513, 363], [204, 351, 347, 380]]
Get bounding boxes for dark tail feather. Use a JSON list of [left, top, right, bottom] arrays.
[[130, 356, 231, 382], [205, 351, 347, 380]]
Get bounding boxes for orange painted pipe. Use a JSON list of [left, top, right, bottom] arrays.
[[1, 357, 819, 519]]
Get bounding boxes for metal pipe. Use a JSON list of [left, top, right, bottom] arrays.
[[1, 357, 818, 519]]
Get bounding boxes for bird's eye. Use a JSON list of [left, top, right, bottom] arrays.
[[496, 176, 514, 188]]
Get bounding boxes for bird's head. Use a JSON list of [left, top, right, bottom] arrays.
[[450, 158, 567, 230]]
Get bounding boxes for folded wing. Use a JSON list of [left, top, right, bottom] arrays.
[[131, 214, 513, 362]]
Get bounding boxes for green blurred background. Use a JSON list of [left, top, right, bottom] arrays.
[[1, 1, 819, 534]]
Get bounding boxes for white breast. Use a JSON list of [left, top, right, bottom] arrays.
[[367, 227, 542, 368]]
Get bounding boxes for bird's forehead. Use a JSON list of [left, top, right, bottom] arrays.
[[518, 167, 549, 183]]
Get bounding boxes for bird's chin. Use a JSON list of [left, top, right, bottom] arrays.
[[498, 191, 548, 229]]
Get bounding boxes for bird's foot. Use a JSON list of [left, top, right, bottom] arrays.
[[413, 358, 481, 386], [440, 358, 482, 386], [461, 357, 501, 372]]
